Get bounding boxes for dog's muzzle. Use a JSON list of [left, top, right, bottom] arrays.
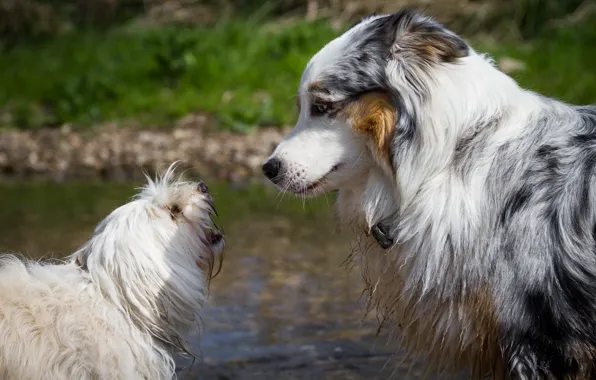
[[207, 230, 223, 245]]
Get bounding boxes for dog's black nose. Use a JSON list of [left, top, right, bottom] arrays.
[[197, 181, 209, 194], [262, 158, 282, 181], [371, 223, 393, 250]]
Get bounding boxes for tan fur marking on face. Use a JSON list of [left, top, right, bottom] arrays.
[[342, 92, 396, 166]]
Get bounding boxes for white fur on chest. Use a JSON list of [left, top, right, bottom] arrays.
[[337, 166, 502, 377]]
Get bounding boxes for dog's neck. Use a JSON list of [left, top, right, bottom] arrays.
[[341, 54, 554, 270], [389, 52, 537, 209], [72, 233, 209, 356], [336, 167, 398, 234], [338, 55, 542, 246]]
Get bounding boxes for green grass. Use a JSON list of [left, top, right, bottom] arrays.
[[481, 19, 596, 105], [0, 20, 338, 131], [0, 17, 594, 131]]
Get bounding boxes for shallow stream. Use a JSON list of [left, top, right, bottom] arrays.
[[0, 180, 438, 379]]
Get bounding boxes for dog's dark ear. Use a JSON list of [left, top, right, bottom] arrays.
[[379, 9, 469, 65]]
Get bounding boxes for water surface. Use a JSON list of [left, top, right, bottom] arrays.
[[0, 181, 430, 379]]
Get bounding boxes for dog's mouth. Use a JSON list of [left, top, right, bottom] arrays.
[[201, 194, 224, 247], [296, 163, 343, 195], [198, 222, 224, 280], [182, 195, 224, 250]]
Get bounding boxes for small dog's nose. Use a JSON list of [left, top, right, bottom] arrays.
[[262, 158, 282, 181], [197, 181, 209, 194]]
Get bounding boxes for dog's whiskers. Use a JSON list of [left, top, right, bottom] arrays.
[[275, 180, 293, 210]]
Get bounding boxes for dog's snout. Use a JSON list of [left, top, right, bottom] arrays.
[[262, 158, 282, 182]]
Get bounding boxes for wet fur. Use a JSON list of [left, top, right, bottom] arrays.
[[265, 8, 596, 380], [0, 164, 223, 380]]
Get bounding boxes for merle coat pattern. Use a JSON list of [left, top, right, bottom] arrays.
[[263, 8, 596, 380]]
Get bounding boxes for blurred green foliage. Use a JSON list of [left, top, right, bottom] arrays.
[[481, 17, 596, 105], [2, 0, 591, 42], [0, 0, 594, 131], [0, 20, 337, 130], [499, 0, 587, 39]]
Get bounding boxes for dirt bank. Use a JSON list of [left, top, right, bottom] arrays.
[[0, 114, 289, 183]]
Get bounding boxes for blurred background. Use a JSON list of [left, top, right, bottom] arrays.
[[0, 0, 594, 379]]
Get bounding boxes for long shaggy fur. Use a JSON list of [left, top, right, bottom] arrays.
[[263, 8, 596, 380], [0, 163, 224, 380]]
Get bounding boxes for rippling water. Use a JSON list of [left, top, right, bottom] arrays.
[[0, 180, 447, 379]]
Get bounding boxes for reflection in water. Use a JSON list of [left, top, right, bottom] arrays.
[[0, 181, 434, 379]]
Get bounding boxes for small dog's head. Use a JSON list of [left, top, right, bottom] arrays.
[[262, 9, 470, 196], [72, 163, 223, 348], [76, 163, 223, 278]]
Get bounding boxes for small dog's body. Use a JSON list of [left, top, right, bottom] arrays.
[[0, 164, 223, 380], [263, 9, 596, 380]]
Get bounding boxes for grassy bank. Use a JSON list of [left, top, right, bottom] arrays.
[[0, 20, 338, 131], [0, 16, 595, 131]]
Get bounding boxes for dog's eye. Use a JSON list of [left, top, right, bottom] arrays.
[[311, 102, 330, 116], [170, 204, 181, 219]]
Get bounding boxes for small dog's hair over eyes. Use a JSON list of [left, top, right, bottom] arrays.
[[265, 8, 596, 380], [0, 163, 224, 380]]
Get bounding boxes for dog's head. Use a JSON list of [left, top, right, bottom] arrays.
[[73, 162, 223, 348], [263, 9, 470, 196], [76, 163, 223, 278]]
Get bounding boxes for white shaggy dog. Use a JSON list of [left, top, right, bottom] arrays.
[[0, 164, 224, 380], [263, 8, 596, 380]]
